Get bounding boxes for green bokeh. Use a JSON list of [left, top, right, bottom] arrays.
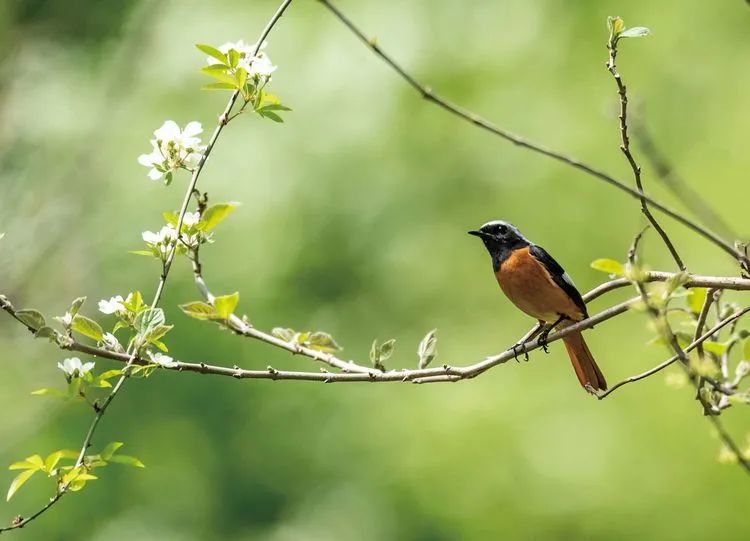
[[1, 1, 749, 539]]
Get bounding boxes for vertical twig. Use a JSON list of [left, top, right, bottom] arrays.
[[606, 35, 686, 271]]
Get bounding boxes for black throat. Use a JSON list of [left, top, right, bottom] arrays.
[[486, 238, 530, 272]]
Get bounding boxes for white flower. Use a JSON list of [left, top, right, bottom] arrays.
[[182, 212, 201, 228], [142, 224, 180, 258], [148, 352, 176, 368], [57, 357, 95, 378], [137, 121, 206, 183], [208, 40, 277, 79], [60, 312, 73, 327], [102, 332, 122, 352], [99, 295, 125, 315]]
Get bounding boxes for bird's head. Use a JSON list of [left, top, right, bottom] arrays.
[[468, 220, 530, 262]]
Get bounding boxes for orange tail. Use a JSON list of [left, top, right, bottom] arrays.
[[562, 331, 607, 393]]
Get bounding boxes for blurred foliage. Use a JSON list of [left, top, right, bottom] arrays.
[[1, 0, 750, 539]]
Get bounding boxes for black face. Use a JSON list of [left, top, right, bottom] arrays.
[[468, 220, 529, 269]]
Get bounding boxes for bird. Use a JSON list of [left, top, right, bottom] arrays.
[[468, 220, 606, 393]]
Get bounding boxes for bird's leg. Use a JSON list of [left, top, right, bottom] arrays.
[[537, 315, 566, 354], [511, 322, 543, 362]]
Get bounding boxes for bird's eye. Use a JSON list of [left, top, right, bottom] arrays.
[[497, 225, 508, 235]]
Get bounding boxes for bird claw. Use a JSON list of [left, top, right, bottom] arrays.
[[538, 329, 551, 354], [512, 342, 530, 362]]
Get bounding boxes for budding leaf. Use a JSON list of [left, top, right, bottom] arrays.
[[307, 332, 342, 353], [380, 339, 396, 361], [417, 329, 438, 369], [108, 455, 145, 468], [15, 309, 46, 331], [69, 297, 86, 318], [619, 26, 650, 39], [34, 326, 57, 341], [100, 442, 124, 461], [71, 315, 104, 342], [590, 258, 624, 276], [272, 327, 295, 342], [134, 308, 166, 337], [607, 16, 625, 37], [180, 301, 218, 321], [214, 292, 239, 320]]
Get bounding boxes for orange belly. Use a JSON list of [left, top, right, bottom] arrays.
[[495, 247, 584, 323]]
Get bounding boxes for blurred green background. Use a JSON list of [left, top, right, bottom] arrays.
[[1, 0, 749, 539]]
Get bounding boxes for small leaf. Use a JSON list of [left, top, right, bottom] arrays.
[[100, 442, 124, 461], [380, 339, 396, 361], [743, 338, 750, 361], [202, 82, 237, 91], [607, 16, 625, 36], [6, 469, 37, 501], [307, 332, 342, 353], [703, 341, 729, 356], [688, 288, 708, 314], [69, 297, 86, 318], [108, 455, 145, 468], [619, 26, 650, 38], [590, 258, 624, 276], [200, 66, 238, 87], [417, 329, 438, 369], [214, 292, 239, 320], [44, 451, 65, 473], [259, 110, 284, 123], [31, 388, 66, 398], [162, 211, 179, 225], [272, 327, 295, 341], [129, 250, 156, 257], [34, 326, 58, 341], [179, 301, 218, 321], [199, 203, 238, 232], [15, 309, 46, 331], [134, 308, 166, 337], [196, 44, 228, 64], [71, 315, 104, 342], [9, 456, 43, 471]]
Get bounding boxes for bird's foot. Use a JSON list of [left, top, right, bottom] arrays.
[[511, 342, 530, 362], [537, 328, 551, 354]]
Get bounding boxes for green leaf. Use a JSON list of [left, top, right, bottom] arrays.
[[35, 326, 58, 341], [236, 67, 248, 90], [44, 451, 65, 473], [69, 297, 86, 318], [196, 44, 228, 65], [31, 388, 66, 398], [9, 455, 44, 471], [123, 291, 144, 314], [259, 110, 284, 123], [417, 329, 438, 369], [688, 288, 708, 314], [71, 315, 104, 342], [607, 16, 625, 36], [590, 259, 624, 276], [380, 339, 396, 361], [307, 332, 342, 353], [619, 26, 650, 38], [214, 292, 239, 320], [162, 211, 179, 225], [129, 250, 156, 257], [179, 301, 218, 321], [108, 455, 145, 468], [145, 324, 173, 342], [199, 66, 238, 87], [227, 48, 240, 68], [744, 338, 750, 361], [199, 203, 238, 232], [6, 469, 37, 501], [272, 327, 295, 341], [15, 309, 46, 331], [134, 308, 165, 337], [202, 82, 237, 91], [100, 442, 124, 461], [703, 341, 729, 356]]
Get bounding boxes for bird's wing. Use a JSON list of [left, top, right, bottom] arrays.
[[529, 244, 588, 318]]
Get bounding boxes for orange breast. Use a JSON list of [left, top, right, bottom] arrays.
[[495, 247, 584, 323]]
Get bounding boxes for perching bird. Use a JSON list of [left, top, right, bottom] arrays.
[[469, 220, 606, 393]]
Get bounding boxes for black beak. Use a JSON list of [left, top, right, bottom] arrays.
[[468, 230, 490, 240]]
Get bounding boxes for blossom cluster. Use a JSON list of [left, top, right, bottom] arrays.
[[138, 121, 206, 184]]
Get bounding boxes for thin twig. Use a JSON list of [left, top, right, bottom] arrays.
[[316, 0, 749, 274], [606, 35, 685, 271], [0, 0, 295, 533], [694, 288, 717, 362]]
